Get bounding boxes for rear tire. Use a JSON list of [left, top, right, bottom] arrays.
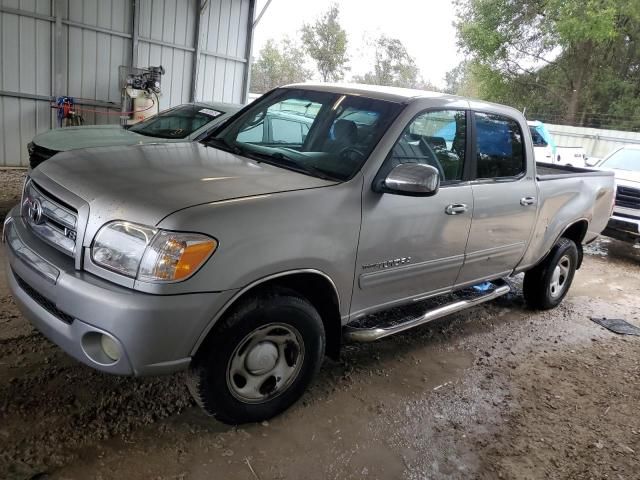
[[523, 238, 578, 310], [187, 289, 325, 424]]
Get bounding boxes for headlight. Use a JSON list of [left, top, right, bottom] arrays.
[[91, 221, 217, 282], [92, 221, 157, 277]]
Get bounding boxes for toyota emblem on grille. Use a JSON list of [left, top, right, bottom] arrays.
[[25, 198, 44, 225]]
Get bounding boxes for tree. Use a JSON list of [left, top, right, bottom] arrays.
[[250, 39, 311, 94], [455, 0, 640, 129], [301, 4, 349, 82], [353, 36, 422, 88]]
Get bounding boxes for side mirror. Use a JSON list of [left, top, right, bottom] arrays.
[[376, 163, 440, 196]]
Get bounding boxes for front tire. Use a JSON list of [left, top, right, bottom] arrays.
[[523, 238, 578, 310], [187, 289, 325, 424]]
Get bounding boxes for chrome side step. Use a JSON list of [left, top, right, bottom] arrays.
[[344, 283, 511, 343]]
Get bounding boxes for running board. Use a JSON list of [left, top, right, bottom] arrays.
[[344, 282, 511, 343]]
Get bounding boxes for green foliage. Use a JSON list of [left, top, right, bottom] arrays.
[[453, 0, 640, 130], [353, 35, 421, 88], [250, 39, 312, 94], [301, 4, 349, 82]]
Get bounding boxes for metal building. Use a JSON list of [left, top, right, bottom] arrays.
[[0, 0, 256, 167]]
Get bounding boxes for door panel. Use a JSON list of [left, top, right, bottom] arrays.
[[457, 180, 536, 284], [456, 112, 537, 285], [352, 185, 473, 317]]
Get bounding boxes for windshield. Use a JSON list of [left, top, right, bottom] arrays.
[[600, 148, 640, 171], [205, 88, 403, 181], [130, 104, 225, 139]]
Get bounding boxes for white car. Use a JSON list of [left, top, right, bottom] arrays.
[[597, 145, 640, 243]]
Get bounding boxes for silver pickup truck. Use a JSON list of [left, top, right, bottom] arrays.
[[3, 84, 615, 424]]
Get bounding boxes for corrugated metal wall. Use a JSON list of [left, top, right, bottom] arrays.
[[136, 0, 197, 110], [0, 0, 254, 167], [0, 0, 54, 167], [547, 123, 640, 159], [195, 0, 251, 104]]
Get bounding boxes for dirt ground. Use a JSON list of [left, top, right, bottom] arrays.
[[1, 168, 639, 480]]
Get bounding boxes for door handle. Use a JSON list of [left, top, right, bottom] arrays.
[[445, 203, 468, 215], [520, 196, 537, 206]]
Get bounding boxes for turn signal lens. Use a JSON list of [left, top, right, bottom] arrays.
[[138, 231, 217, 282], [175, 240, 217, 279]]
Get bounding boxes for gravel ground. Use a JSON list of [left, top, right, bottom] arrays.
[[1, 168, 639, 479], [0, 169, 26, 222]]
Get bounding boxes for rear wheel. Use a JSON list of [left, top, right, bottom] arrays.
[[187, 289, 325, 424], [523, 238, 578, 310]]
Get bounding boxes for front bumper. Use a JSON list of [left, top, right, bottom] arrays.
[[603, 214, 640, 243], [3, 207, 236, 376]]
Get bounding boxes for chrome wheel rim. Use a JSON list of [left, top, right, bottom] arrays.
[[226, 323, 305, 404], [549, 255, 571, 298]]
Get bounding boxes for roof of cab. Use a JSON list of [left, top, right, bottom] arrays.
[[282, 82, 526, 120], [284, 82, 459, 103]]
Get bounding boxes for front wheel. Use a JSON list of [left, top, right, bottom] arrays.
[[523, 238, 578, 310], [187, 289, 325, 424]]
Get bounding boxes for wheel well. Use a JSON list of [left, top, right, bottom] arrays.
[[204, 272, 343, 361], [562, 220, 588, 268]]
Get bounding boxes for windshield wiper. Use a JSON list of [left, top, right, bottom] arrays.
[[204, 137, 246, 156], [265, 152, 339, 181]]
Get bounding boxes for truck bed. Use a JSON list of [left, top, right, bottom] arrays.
[[516, 162, 615, 272], [536, 162, 610, 179]]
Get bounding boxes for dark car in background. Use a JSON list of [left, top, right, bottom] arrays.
[[27, 101, 241, 169]]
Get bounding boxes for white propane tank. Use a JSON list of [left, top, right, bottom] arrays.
[[125, 87, 159, 125], [132, 93, 157, 123]]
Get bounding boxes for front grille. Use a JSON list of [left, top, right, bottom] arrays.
[[14, 272, 74, 324], [22, 181, 78, 257], [615, 185, 640, 210]]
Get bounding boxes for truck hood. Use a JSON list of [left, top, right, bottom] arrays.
[[33, 142, 335, 231], [33, 125, 167, 151]]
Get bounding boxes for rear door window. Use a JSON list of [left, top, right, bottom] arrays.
[[475, 113, 525, 179]]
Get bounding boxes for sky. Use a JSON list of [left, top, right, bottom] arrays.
[[252, 0, 464, 89]]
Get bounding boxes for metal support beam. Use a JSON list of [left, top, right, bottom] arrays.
[[200, 50, 247, 63], [138, 37, 196, 52], [53, 0, 67, 99], [131, 0, 140, 67], [252, 0, 272, 28], [190, 0, 204, 102], [63, 19, 132, 39], [0, 6, 54, 22], [242, 0, 257, 104], [50, 0, 57, 129], [0, 90, 120, 109], [0, 6, 132, 39]]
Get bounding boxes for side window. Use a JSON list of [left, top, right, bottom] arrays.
[[236, 97, 319, 146], [386, 110, 467, 182], [237, 121, 265, 143], [475, 113, 525, 178], [271, 118, 303, 144], [529, 127, 547, 147]]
